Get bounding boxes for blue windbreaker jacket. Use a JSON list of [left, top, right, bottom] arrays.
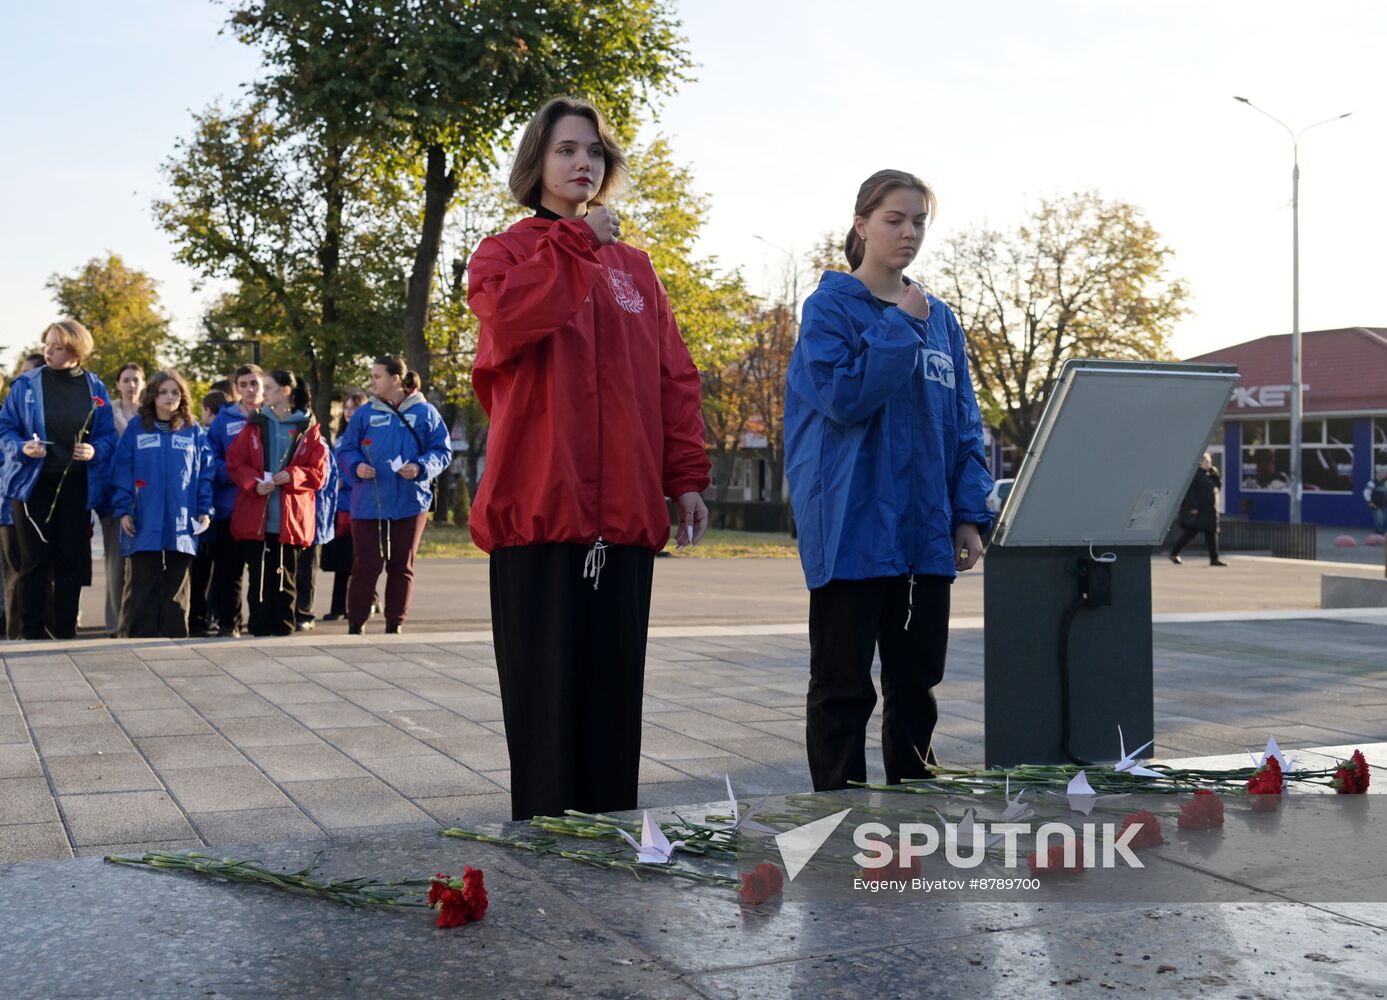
[[0, 367, 117, 511], [207, 403, 253, 521], [333, 437, 354, 519], [109, 420, 215, 557], [314, 439, 338, 545], [336, 393, 452, 521], [785, 271, 994, 589]]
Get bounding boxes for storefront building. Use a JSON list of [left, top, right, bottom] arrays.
[[1185, 327, 1387, 528]]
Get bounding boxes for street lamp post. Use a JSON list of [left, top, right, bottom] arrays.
[[752, 234, 800, 339], [1234, 97, 1352, 524]]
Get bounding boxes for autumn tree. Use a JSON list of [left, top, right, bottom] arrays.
[[46, 253, 172, 384], [933, 191, 1188, 447], [156, 102, 414, 428], [225, 0, 693, 392]]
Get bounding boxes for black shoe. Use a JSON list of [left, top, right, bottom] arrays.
[[296, 619, 316, 632], [321, 612, 344, 622], [1169, 553, 1182, 565], [348, 622, 364, 635], [385, 622, 403, 635], [217, 628, 241, 638], [1210, 559, 1229, 567]]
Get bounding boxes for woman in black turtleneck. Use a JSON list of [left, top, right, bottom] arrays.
[[0, 321, 117, 639]]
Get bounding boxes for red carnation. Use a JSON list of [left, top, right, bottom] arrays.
[[134, 479, 147, 490], [93, 396, 106, 407], [1118, 810, 1165, 849], [1332, 749, 1371, 794], [1177, 789, 1225, 831], [739, 862, 784, 904], [1027, 840, 1086, 877], [1247, 755, 1284, 801], [361, 438, 373, 447], [429, 867, 487, 928]]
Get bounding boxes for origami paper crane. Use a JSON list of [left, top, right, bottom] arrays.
[[1114, 725, 1164, 779], [938, 806, 1007, 850], [1063, 769, 1130, 815], [1249, 735, 1295, 773], [724, 775, 774, 835], [999, 777, 1033, 822], [616, 811, 687, 865]]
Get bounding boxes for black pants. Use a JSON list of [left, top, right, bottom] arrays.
[[10, 478, 91, 640], [1171, 525, 1220, 562], [122, 551, 193, 638], [807, 574, 952, 791], [490, 543, 655, 821], [295, 544, 318, 622], [211, 520, 244, 633], [0, 524, 21, 639], [243, 536, 299, 636], [188, 534, 215, 632]]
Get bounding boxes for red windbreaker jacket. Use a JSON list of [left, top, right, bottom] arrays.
[[467, 216, 710, 553], [226, 413, 327, 547]]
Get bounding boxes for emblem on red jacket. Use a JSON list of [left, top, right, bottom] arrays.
[[607, 268, 645, 314]]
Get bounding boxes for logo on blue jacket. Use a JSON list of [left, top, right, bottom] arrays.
[[923, 350, 955, 389]]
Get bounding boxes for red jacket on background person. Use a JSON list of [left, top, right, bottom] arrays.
[[225, 411, 328, 547], [467, 215, 710, 553]]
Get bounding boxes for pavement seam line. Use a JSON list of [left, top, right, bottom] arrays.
[[2, 651, 87, 857]]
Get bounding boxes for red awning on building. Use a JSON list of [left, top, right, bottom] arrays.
[[1185, 327, 1387, 416]]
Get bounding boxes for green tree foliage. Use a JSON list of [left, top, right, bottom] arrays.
[[46, 253, 172, 385], [155, 102, 415, 428], [225, 0, 694, 392], [932, 191, 1188, 447]]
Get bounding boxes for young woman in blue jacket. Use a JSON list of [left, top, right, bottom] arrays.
[[110, 370, 215, 637], [336, 356, 452, 634], [320, 388, 368, 621], [0, 321, 117, 639], [784, 170, 994, 791]]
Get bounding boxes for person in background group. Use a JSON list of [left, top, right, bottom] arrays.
[[110, 371, 214, 637], [1364, 465, 1387, 536], [1170, 453, 1227, 566], [784, 169, 993, 792], [0, 356, 47, 638], [0, 321, 117, 639], [208, 365, 265, 637], [320, 388, 367, 621], [467, 97, 709, 820], [337, 356, 451, 636], [227, 369, 326, 636], [293, 418, 338, 632], [98, 362, 145, 636], [187, 389, 228, 635]]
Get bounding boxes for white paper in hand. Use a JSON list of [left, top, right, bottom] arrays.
[[387, 456, 405, 473], [259, 472, 274, 483], [192, 518, 210, 536]]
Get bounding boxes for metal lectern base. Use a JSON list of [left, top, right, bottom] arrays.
[[983, 546, 1154, 768]]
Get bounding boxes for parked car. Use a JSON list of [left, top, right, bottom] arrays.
[[986, 478, 1015, 515]]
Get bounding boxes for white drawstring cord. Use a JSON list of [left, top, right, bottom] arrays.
[[904, 572, 916, 631], [23, 502, 48, 544], [583, 538, 608, 591]]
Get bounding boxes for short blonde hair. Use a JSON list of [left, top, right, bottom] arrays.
[[42, 319, 94, 365], [509, 96, 627, 210]]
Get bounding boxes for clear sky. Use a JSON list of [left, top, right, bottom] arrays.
[[2, 1, 1382, 362]]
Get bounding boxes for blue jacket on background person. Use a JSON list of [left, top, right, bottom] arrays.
[[333, 436, 354, 519], [784, 270, 994, 590], [207, 402, 253, 522], [313, 442, 338, 546], [109, 420, 215, 557], [0, 367, 117, 512], [336, 393, 452, 521]]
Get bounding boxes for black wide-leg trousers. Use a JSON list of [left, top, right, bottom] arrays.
[[807, 574, 952, 791], [490, 543, 655, 821]]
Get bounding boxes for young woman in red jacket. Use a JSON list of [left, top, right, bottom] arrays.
[[468, 97, 711, 821], [226, 370, 327, 636]]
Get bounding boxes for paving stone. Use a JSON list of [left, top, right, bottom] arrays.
[[46, 753, 162, 794], [316, 725, 432, 759], [0, 743, 43, 779], [412, 792, 513, 826], [166, 675, 251, 696], [243, 743, 369, 782], [162, 766, 293, 813], [192, 693, 279, 719], [278, 777, 430, 830], [279, 701, 381, 729], [136, 735, 248, 771], [74, 837, 204, 858], [59, 790, 196, 847], [0, 822, 71, 862], [29, 723, 133, 758], [0, 777, 61, 825], [420, 737, 512, 771], [0, 715, 27, 743], [142, 659, 223, 678], [341, 689, 436, 713], [646, 710, 771, 743], [214, 715, 319, 748], [9, 681, 94, 703], [637, 727, 729, 762], [91, 686, 187, 711], [114, 708, 214, 738], [248, 682, 342, 705], [376, 710, 493, 741], [310, 672, 394, 692], [187, 806, 325, 847], [425, 693, 505, 722], [22, 702, 114, 728], [359, 755, 501, 797]]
